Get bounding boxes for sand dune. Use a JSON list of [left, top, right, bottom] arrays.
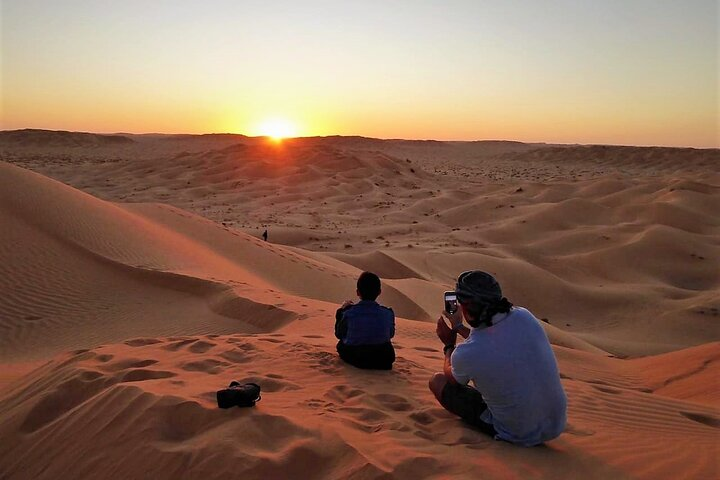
[[4, 132, 717, 356], [0, 161, 440, 361], [0, 129, 135, 148], [0, 333, 717, 479], [1, 130, 719, 479]]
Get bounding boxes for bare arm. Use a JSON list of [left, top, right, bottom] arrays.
[[454, 324, 470, 339], [441, 310, 470, 339], [437, 318, 459, 384], [443, 346, 458, 384]]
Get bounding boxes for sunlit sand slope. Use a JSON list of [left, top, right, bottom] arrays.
[[0, 333, 717, 479], [0, 162, 429, 361], [3, 132, 718, 356]]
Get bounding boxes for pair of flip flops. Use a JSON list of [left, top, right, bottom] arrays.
[[216, 381, 261, 409]]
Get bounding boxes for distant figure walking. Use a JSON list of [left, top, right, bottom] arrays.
[[335, 272, 395, 370], [262, 229, 268, 242], [430, 270, 567, 446]]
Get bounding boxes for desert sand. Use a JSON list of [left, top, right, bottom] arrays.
[[0, 129, 718, 479]]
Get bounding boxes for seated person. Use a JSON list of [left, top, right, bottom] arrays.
[[335, 271, 395, 370], [429, 270, 567, 446]]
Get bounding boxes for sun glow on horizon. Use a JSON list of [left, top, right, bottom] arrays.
[[2, 3, 717, 148], [255, 118, 299, 141]]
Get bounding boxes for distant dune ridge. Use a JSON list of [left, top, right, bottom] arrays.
[[0, 128, 135, 147], [0, 129, 718, 479]]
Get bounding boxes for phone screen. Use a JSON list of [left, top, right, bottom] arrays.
[[444, 292, 457, 314]]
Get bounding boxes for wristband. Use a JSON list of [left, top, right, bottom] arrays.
[[443, 344, 455, 354]]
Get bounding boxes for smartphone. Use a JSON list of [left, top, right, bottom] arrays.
[[444, 291, 458, 314]]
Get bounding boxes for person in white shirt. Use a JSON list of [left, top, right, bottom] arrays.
[[429, 270, 567, 446]]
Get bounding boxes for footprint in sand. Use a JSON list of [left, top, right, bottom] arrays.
[[124, 338, 163, 347], [258, 337, 283, 344], [409, 410, 436, 426], [325, 385, 366, 403], [338, 406, 389, 423], [286, 342, 311, 353], [302, 398, 328, 409], [180, 359, 230, 375], [188, 340, 217, 354], [372, 393, 413, 412], [162, 339, 198, 351], [680, 411, 720, 429], [226, 338, 258, 349], [219, 349, 254, 364], [102, 358, 158, 372], [303, 350, 341, 373], [237, 375, 301, 392], [120, 369, 177, 383]]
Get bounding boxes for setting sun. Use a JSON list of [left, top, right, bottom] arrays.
[[256, 118, 299, 141]]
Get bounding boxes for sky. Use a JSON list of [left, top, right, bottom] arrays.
[[1, 0, 718, 147]]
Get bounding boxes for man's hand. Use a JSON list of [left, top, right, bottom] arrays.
[[436, 317, 457, 346], [442, 308, 463, 330], [341, 300, 354, 309]]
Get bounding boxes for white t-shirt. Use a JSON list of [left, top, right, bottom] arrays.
[[451, 307, 567, 446]]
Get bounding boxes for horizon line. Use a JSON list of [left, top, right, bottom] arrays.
[[1, 127, 717, 150]]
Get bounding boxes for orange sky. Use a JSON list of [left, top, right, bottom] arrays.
[[1, 1, 717, 147]]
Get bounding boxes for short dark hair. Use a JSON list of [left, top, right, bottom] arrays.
[[357, 271, 381, 300]]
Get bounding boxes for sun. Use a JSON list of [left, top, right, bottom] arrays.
[[256, 118, 299, 141]]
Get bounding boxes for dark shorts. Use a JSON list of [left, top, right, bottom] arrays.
[[337, 341, 395, 370], [440, 382, 497, 437]]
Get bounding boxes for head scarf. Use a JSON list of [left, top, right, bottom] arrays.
[[455, 270, 502, 305]]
